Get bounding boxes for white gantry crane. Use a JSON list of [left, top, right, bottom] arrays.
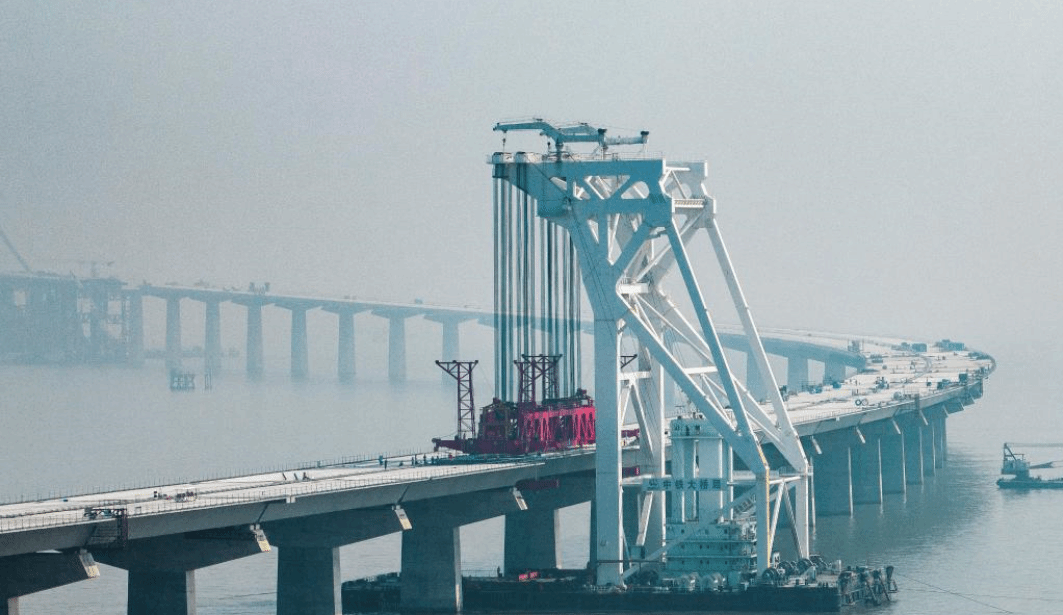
[[490, 120, 810, 587]]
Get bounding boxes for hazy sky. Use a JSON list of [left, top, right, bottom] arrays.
[[2, 1, 1061, 356]]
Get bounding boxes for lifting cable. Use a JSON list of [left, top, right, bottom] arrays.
[[894, 572, 1013, 614]]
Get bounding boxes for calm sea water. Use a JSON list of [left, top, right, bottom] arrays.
[[3, 342, 1061, 615]]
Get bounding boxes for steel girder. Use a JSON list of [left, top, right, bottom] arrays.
[[491, 144, 809, 583]]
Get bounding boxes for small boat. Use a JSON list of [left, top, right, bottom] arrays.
[[997, 442, 1063, 489]]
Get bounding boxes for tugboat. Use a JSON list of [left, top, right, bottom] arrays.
[[997, 442, 1063, 489]]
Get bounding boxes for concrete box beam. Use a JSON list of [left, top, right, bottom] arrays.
[[403, 487, 527, 528], [92, 526, 270, 572], [263, 506, 411, 549], [1, 550, 99, 612], [93, 527, 269, 615]]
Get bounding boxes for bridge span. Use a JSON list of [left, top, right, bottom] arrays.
[[0, 274, 918, 394], [0, 333, 993, 615]]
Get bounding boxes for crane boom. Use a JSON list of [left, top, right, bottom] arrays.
[[0, 224, 32, 272]]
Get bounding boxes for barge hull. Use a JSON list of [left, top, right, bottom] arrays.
[[342, 579, 889, 613]]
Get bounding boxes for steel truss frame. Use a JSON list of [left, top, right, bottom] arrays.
[[491, 122, 809, 586]]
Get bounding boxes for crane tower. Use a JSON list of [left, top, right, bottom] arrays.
[[490, 120, 810, 586]]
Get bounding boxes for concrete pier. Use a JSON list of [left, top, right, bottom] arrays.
[[823, 357, 846, 383], [505, 507, 560, 572], [504, 476, 594, 573], [204, 300, 222, 375], [880, 430, 906, 494], [289, 307, 309, 380], [165, 297, 182, 370], [401, 489, 527, 611], [265, 506, 411, 615], [277, 548, 341, 615], [401, 521, 462, 611], [336, 310, 356, 382], [93, 527, 270, 615], [745, 352, 765, 400], [245, 303, 264, 377], [922, 418, 937, 477], [903, 420, 925, 485], [851, 437, 882, 505], [813, 445, 852, 516], [787, 355, 808, 390], [387, 316, 406, 384], [126, 290, 145, 366], [426, 315, 472, 384], [932, 410, 947, 467]]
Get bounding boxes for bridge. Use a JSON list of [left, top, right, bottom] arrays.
[[0, 120, 998, 614], [0, 331, 993, 614], [0, 273, 876, 391]]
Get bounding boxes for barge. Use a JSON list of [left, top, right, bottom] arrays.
[[997, 442, 1063, 489], [343, 559, 897, 613], [348, 375, 899, 612]]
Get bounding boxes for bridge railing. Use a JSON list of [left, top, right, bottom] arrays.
[[0, 459, 542, 534]]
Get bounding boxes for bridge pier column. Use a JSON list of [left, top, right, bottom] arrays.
[[424, 316, 468, 385], [204, 300, 222, 376], [88, 286, 109, 360], [903, 421, 924, 485], [401, 489, 527, 612], [622, 486, 640, 558], [745, 352, 765, 400], [0, 285, 13, 353], [441, 320, 460, 361], [505, 475, 594, 574], [93, 527, 270, 615], [388, 316, 407, 384], [505, 507, 560, 573], [812, 445, 852, 516], [290, 308, 309, 380], [277, 547, 341, 615], [851, 438, 882, 505], [787, 355, 808, 391], [244, 305, 263, 378], [922, 420, 937, 476], [823, 357, 846, 384], [401, 522, 462, 611], [0, 550, 99, 615], [165, 297, 182, 370], [126, 290, 144, 366], [265, 506, 411, 615], [880, 431, 906, 494], [337, 310, 356, 382], [127, 569, 194, 615], [932, 411, 947, 467]]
